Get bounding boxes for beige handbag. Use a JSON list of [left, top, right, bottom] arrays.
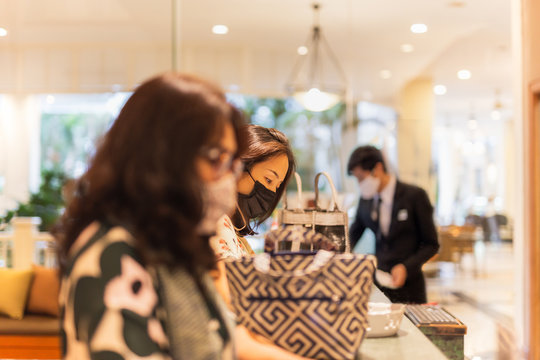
[[277, 171, 350, 252]]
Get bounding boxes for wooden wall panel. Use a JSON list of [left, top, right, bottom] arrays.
[[527, 80, 540, 360]]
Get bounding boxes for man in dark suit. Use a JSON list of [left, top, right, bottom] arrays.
[[347, 146, 439, 303]]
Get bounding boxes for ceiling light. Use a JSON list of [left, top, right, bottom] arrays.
[[491, 110, 501, 120], [46, 95, 55, 104], [491, 90, 503, 120], [294, 88, 341, 112], [380, 70, 392, 79], [0, 28, 7, 37], [457, 69, 471, 79], [285, 4, 347, 112], [449, 1, 466, 7], [111, 84, 123, 92], [433, 85, 447, 95], [212, 25, 228, 35], [473, 142, 486, 155], [468, 119, 478, 130], [297, 46, 308, 55], [410, 24, 428, 34], [400, 44, 414, 53]]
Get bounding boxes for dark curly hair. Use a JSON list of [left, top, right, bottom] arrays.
[[231, 124, 295, 235], [54, 73, 246, 276]]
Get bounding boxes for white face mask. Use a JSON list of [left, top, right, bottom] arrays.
[[359, 174, 380, 200], [197, 173, 237, 235]]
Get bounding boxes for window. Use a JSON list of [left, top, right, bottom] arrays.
[[40, 93, 130, 178]]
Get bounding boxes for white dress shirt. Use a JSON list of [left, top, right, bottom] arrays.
[[378, 175, 396, 237]]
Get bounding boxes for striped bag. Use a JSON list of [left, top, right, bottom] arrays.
[[225, 250, 376, 359]]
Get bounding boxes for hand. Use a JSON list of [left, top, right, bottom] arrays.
[[391, 264, 407, 288], [236, 325, 312, 360]]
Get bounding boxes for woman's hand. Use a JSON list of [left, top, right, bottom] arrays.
[[236, 325, 312, 360], [211, 260, 232, 308]]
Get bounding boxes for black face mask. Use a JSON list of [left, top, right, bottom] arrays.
[[237, 173, 276, 220]]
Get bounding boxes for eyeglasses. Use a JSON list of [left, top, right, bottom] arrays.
[[199, 146, 244, 177]]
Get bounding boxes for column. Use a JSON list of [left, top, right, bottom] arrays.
[[397, 77, 435, 201], [0, 95, 41, 216], [11, 217, 41, 269]]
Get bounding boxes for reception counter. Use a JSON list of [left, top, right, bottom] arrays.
[[357, 287, 448, 360]]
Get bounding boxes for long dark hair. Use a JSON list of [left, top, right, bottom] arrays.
[[54, 73, 245, 276], [232, 125, 295, 235]]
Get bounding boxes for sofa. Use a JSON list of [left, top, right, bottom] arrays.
[[0, 265, 61, 359]]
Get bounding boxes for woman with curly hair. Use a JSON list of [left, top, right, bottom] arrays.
[[54, 73, 246, 359]]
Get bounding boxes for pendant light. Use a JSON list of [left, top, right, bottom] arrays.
[[285, 3, 347, 112], [491, 89, 504, 120]]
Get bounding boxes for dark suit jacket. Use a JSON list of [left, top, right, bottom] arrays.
[[349, 180, 439, 277]]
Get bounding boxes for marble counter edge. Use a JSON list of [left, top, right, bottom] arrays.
[[357, 286, 448, 360]]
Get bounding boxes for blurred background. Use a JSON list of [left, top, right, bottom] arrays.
[[0, 0, 538, 358]]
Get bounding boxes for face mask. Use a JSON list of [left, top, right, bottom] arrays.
[[359, 174, 380, 200], [197, 173, 237, 235], [237, 173, 276, 220]]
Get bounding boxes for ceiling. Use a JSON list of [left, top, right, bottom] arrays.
[[0, 0, 513, 123]]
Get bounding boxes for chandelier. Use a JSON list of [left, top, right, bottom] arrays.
[[285, 3, 347, 112]]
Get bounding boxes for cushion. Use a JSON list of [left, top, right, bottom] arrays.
[[0, 268, 34, 320], [26, 265, 60, 317]]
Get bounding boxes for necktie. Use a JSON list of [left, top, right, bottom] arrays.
[[372, 197, 382, 244]]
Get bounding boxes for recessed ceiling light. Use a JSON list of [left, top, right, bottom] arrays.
[[468, 119, 478, 130], [433, 85, 447, 95], [457, 69, 471, 79], [400, 44, 414, 53], [0, 27, 7, 37], [297, 46, 308, 55], [380, 70, 392, 79], [111, 84, 123, 92], [212, 25, 228, 35], [410, 24, 428, 34]]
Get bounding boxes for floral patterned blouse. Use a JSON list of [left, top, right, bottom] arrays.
[[59, 222, 171, 360], [211, 215, 254, 259]]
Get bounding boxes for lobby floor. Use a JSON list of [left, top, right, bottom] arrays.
[[426, 242, 517, 360]]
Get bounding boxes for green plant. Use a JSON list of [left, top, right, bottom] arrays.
[[2, 168, 68, 231]]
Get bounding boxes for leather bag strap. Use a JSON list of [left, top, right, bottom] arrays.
[[282, 172, 303, 210], [314, 172, 341, 211]]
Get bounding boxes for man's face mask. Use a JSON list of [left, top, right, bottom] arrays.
[[359, 174, 380, 200]]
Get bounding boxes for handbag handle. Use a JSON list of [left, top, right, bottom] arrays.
[[282, 172, 303, 210], [314, 172, 341, 211], [253, 250, 334, 278]]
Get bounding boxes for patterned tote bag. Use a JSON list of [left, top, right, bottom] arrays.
[[277, 172, 350, 252], [225, 250, 376, 360]]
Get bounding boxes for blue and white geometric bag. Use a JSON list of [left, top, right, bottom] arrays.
[[225, 250, 376, 360]]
